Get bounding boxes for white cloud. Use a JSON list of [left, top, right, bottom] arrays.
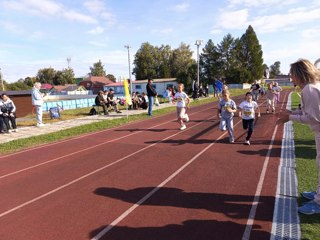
[[227, 0, 298, 8], [83, 0, 115, 26], [2, 0, 97, 24], [87, 26, 105, 35], [171, 3, 190, 12], [217, 9, 249, 29]]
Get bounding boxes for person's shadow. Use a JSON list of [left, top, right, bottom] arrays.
[[93, 187, 274, 221], [89, 219, 270, 240]]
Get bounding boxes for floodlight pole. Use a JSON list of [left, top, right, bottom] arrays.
[[124, 45, 132, 94], [195, 40, 203, 87], [67, 57, 71, 69]]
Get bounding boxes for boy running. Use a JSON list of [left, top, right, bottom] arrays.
[[217, 89, 237, 143], [173, 83, 190, 130], [239, 92, 261, 145]]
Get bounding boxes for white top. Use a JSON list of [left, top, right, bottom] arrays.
[[174, 92, 188, 108], [239, 100, 258, 120], [31, 87, 44, 106]]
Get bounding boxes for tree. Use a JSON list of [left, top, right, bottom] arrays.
[[90, 60, 106, 76], [54, 68, 75, 85], [37, 67, 56, 84], [170, 43, 195, 90], [106, 74, 116, 82], [269, 61, 281, 78], [200, 39, 221, 84], [235, 25, 264, 83], [133, 42, 158, 80], [157, 44, 172, 78]]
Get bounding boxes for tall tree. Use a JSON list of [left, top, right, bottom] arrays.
[[269, 61, 281, 78], [236, 25, 264, 83], [90, 60, 106, 76], [200, 39, 221, 84], [37, 67, 56, 84], [170, 43, 195, 90], [54, 68, 75, 85], [133, 42, 158, 80], [157, 44, 172, 78]]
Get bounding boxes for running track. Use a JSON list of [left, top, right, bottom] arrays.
[[0, 92, 289, 240]]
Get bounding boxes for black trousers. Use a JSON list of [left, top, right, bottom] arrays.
[[242, 118, 254, 141], [3, 114, 17, 131]]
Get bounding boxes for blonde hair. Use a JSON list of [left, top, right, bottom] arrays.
[[34, 82, 41, 88], [290, 59, 320, 85]]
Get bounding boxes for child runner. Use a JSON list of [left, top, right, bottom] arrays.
[[239, 92, 261, 145], [217, 89, 237, 143], [173, 83, 190, 130], [272, 81, 282, 104], [277, 59, 320, 215], [265, 82, 276, 113]]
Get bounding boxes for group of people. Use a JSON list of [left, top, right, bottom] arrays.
[[131, 92, 148, 110], [0, 93, 18, 133], [95, 89, 122, 116]]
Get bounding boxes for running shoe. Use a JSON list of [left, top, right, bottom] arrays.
[[244, 140, 250, 145], [298, 200, 320, 215], [301, 191, 317, 200], [180, 125, 186, 130]]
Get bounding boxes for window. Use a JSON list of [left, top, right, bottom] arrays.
[[135, 85, 141, 90]]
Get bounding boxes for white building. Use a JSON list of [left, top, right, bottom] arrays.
[[104, 78, 178, 97]]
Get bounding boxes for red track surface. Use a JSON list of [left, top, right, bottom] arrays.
[[0, 92, 288, 240]]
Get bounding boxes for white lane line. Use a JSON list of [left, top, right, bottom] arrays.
[[0, 115, 215, 218], [91, 118, 244, 240], [0, 106, 202, 159], [241, 92, 289, 240]]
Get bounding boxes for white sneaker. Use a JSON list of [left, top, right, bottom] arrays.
[[180, 125, 186, 130], [184, 114, 189, 122], [244, 140, 250, 145], [12, 129, 18, 132], [36, 123, 45, 127]]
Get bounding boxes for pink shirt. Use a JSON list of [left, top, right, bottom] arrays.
[[290, 82, 320, 132]]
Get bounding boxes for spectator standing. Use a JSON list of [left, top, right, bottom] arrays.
[[277, 59, 320, 215], [238, 92, 261, 145], [0, 93, 17, 133], [31, 82, 45, 127], [217, 89, 237, 143], [146, 78, 157, 116]]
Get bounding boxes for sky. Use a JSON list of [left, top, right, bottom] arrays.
[[0, 0, 320, 83]]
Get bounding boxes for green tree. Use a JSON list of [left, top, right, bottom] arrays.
[[236, 25, 264, 83], [90, 60, 106, 76], [200, 39, 221, 84], [106, 74, 116, 82], [171, 43, 195, 90], [37, 67, 56, 84], [157, 44, 172, 78], [133, 42, 159, 80], [54, 68, 75, 85], [269, 61, 281, 78]]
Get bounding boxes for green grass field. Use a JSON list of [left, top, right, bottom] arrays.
[[291, 92, 320, 240]]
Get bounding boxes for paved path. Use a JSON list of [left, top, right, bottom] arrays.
[[0, 103, 173, 144]]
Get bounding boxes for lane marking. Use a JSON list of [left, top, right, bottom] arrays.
[[241, 92, 289, 240], [0, 105, 208, 159], [0, 115, 216, 218], [91, 125, 234, 240], [0, 108, 209, 179]]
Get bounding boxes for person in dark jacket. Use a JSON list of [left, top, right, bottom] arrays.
[[95, 90, 109, 115], [146, 78, 157, 116]]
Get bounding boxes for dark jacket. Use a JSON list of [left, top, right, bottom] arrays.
[[146, 83, 157, 97]]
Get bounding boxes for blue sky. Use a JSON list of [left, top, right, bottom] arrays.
[[0, 0, 319, 83]]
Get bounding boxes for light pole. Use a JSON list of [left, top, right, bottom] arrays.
[[195, 40, 203, 87], [67, 57, 71, 69], [0, 68, 4, 91], [124, 45, 132, 94]]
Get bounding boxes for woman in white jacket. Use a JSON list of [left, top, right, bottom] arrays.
[[32, 82, 45, 127], [277, 59, 320, 215]]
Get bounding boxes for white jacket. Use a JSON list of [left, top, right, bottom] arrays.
[[32, 87, 44, 106]]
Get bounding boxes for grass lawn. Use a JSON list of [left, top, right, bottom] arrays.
[[291, 92, 320, 240]]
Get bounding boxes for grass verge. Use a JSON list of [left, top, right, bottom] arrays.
[[291, 92, 320, 240]]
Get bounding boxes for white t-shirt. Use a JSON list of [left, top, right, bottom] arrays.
[[239, 100, 258, 120], [174, 92, 189, 108]]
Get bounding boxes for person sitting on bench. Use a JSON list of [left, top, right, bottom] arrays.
[[107, 89, 122, 113], [95, 90, 109, 115]]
